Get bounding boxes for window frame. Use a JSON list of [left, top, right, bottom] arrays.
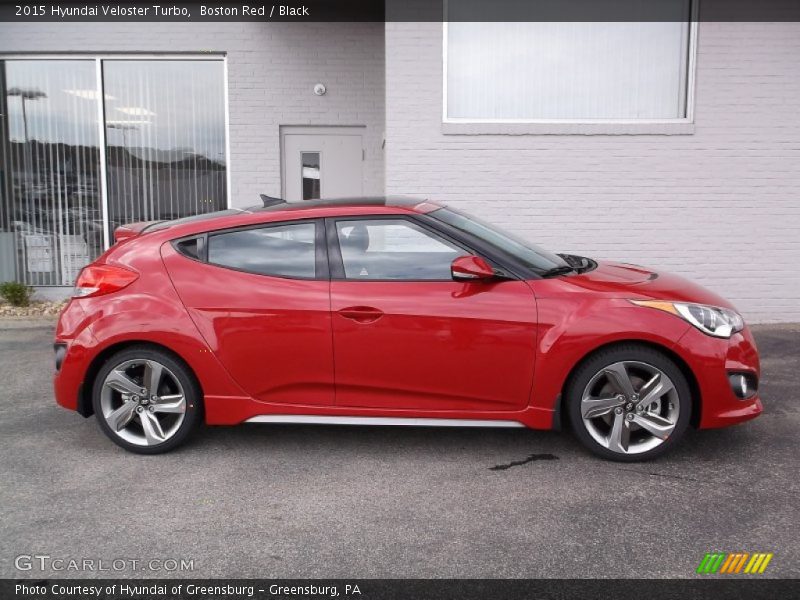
[[441, 3, 699, 128], [180, 217, 328, 281], [176, 213, 531, 284], [325, 214, 506, 283]]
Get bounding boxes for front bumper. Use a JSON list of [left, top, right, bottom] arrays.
[[675, 324, 762, 429]]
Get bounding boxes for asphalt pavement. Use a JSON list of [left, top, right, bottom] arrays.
[[1, 320, 798, 579]]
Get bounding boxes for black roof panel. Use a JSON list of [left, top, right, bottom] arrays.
[[143, 196, 434, 234], [247, 195, 430, 212]]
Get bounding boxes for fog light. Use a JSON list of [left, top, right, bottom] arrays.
[[728, 372, 757, 399]]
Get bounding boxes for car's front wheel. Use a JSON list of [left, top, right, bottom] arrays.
[[92, 346, 202, 454], [566, 345, 691, 461]]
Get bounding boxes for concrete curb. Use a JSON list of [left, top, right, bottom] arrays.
[[0, 318, 56, 330]]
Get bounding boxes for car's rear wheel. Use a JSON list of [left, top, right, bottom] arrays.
[[92, 346, 202, 454], [566, 345, 691, 461]]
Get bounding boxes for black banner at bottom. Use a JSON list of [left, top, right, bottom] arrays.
[[4, 579, 800, 600]]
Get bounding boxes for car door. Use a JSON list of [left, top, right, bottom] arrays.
[[327, 216, 538, 412], [162, 218, 335, 406]]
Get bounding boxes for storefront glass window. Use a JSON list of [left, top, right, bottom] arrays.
[[0, 57, 227, 287], [102, 60, 227, 239], [0, 60, 102, 285]]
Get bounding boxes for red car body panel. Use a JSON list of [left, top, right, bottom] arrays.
[[54, 199, 762, 433], [526, 270, 762, 428], [161, 242, 336, 407], [329, 279, 537, 411]]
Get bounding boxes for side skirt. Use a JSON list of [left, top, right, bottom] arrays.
[[244, 415, 525, 428]]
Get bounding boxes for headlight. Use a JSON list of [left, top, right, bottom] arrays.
[[630, 300, 744, 338]]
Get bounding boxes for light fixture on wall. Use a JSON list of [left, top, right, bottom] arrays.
[[313, 83, 327, 96]]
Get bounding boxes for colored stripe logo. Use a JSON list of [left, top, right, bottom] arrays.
[[696, 552, 773, 574]]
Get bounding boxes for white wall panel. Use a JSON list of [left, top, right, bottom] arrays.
[[447, 21, 690, 120]]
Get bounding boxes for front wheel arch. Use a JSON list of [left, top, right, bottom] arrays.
[[558, 339, 702, 430], [79, 340, 204, 419]]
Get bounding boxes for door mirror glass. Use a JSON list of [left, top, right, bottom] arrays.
[[451, 256, 494, 281]]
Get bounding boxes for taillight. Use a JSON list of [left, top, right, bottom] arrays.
[[73, 264, 138, 298]]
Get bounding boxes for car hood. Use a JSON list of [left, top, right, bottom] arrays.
[[562, 260, 735, 309]]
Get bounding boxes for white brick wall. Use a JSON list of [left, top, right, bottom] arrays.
[[0, 21, 386, 207], [385, 22, 800, 323]]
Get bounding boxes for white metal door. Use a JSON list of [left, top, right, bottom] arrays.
[[281, 127, 364, 201]]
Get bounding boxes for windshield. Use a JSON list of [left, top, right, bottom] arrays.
[[429, 207, 569, 273]]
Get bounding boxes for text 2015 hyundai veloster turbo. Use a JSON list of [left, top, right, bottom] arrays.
[[54, 197, 762, 460]]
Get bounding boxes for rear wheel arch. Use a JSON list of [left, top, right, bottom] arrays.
[[558, 339, 702, 430], [80, 340, 204, 418]]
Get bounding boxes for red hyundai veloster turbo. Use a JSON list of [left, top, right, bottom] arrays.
[[54, 197, 761, 460]]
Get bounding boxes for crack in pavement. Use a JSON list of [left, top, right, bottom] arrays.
[[489, 453, 559, 471]]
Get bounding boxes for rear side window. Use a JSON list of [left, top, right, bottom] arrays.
[[208, 222, 316, 278], [175, 238, 202, 261]]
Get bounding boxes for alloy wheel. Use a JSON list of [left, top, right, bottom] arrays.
[[99, 358, 187, 446], [580, 360, 680, 455]]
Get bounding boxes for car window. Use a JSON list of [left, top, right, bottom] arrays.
[[336, 219, 462, 280], [208, 221, 316, 278]]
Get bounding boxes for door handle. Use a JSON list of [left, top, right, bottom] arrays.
[[338, 306, 384, 324]]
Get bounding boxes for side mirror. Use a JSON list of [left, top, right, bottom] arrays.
[[451, 255, 495, 282]]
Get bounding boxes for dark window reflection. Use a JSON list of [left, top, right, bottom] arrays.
[[102, 60, 227, 240], [0, 60, 103, 286], [301, 152, 320, 200], [208, 222, 316, 279]]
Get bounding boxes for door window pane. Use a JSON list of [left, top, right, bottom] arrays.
[[301, 152, 320, 200], [336, 219, 462, 280], [0, 60, 103, 285], [208, 222, 316, 278], [102, 60, 227, 238]]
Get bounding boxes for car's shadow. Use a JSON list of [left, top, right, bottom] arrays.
[[195, 422, 568, 458], [182, 419, 762, 466], [70, 408, 767, 471]]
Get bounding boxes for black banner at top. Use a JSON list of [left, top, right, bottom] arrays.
[[2, 0, 800, 22]]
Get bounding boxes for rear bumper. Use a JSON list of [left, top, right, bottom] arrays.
[[53, 299, 96, 415], [675, 325, 762, 429]]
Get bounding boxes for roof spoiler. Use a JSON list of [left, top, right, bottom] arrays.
[[260, 194, 286, 208], [113, 221, 160, 244]]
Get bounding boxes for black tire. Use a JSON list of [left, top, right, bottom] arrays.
[[566, 344, 692, 462], [92, 346, 203, 454]]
